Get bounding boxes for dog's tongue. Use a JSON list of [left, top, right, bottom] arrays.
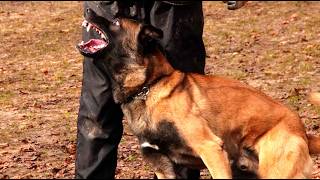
[[78, 39, 107, 54]]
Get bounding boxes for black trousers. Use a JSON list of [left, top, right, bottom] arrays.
[[75, 1, 206, 179]]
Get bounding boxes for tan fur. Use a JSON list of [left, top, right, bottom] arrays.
[[141, 48, 320, 178], [309, 92, 320, 106], [308, 134, 320, 155], [308, 92, 320, 154], [136, 49, 318, 178], [96, 18, 320, 179]]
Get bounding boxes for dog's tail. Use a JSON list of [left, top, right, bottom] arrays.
[[308, 134, 320, 154], [307, 92, 320, 154]]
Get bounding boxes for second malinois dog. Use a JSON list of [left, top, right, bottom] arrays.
[[77, 8, 320, 179]]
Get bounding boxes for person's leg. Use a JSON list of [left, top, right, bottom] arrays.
[[75, 3, 124, 179], [149, 2, 206, 179], [150, 1, 206, 74]]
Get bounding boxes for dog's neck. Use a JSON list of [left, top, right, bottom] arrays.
[[145, 49, 175, 86], [124, 49, 175, 103]]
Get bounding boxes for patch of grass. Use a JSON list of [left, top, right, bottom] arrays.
[[54, 71, 67, 86], [63, 112, 77, 142], [217, 30, 232, 40], [279, 53, 296, 70], [303, 44, 320, 58], [298, 61, 315, 72], [64, 111, 71, 120], [127, 154, 137, 162], [311, 105, 320, 115], [0, 121, 25, 144], [0, 91, 15, 104], [120, 138, 127, 144], [32, 33, 68, 56], [143, 165, 151, 171], [260, 51, 278, 65], [227, 69, 248, 80], [298, 77, 312, 86], [286, 95, 301, 108]]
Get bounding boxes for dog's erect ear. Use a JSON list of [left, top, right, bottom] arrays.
[[138, 25, 163, 54]]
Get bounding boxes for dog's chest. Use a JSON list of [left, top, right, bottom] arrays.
[[138, 120, 204, 167], [122, 101, 186, 150], [122, 101, 203, 166], [138, 120, 186, 152]]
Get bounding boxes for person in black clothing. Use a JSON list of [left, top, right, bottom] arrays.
[[75, 1, 247, 179]]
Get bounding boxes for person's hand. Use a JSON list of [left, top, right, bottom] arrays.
[[223, 1, 248, 10]]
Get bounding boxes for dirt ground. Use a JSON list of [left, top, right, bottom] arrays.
[[0, 1, 319, 179]]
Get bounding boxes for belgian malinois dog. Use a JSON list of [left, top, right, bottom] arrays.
[[77, 8, 320, 179]]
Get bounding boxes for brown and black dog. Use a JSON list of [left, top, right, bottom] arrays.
[[77, 8, 320, 179]]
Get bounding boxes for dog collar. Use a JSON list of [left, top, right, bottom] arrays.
[[133, 86, 149, 101], [125, 86, 150, 103], [124, 75, 168, 104]]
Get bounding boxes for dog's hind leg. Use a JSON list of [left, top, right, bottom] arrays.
[[255, 127, 313, 178]]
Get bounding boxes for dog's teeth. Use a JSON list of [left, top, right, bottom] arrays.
[[101, 34, 106, 40], [82, 20, 88, 27], [86, 24, 92, 32], [95, 44, 105, 49], [113, 20, 120, 26]]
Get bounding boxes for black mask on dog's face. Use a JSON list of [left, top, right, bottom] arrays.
[[76, 8, 163, 103], [76, 8, 163, 59]]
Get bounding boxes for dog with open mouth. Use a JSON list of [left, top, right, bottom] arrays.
[[76, 8, 320, 179]]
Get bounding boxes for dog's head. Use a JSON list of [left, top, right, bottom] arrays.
[[76, 8, 163, 103]]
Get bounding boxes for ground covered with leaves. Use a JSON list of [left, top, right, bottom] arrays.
[[0, 1, 319, 179]]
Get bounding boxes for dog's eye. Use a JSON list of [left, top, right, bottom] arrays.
[[112, 19, 120, 26]]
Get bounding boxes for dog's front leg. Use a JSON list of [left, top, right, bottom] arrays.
[[197, 140, 232, 179], [141, 148, 176, 179], [182, 126, 232, 179]]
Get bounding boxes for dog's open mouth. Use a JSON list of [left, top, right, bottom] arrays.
[[77, 20, 109, 56]]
